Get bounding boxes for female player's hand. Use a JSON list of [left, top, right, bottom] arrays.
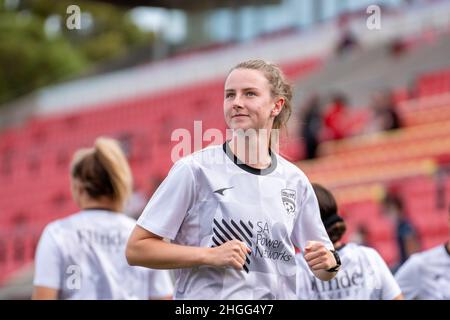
[[303, 240, 336, 271], [207, 240, 251, 270]]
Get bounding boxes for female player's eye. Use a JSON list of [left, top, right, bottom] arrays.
[[225, 93, 235, 99]]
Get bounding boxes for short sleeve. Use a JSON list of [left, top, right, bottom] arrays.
[[291, 180, 333, 252], [147, 269, 174, 299], [33, 225, 63, 289], [395, 255, 421, 299], [371, 250, 402, 300], [137, 159, 196, 240]]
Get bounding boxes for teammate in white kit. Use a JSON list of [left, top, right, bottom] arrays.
[[126, 59, 339, 299], [32, 138, 173, 300], [395, 209, 450, 299], [296, 184, 403, 300]]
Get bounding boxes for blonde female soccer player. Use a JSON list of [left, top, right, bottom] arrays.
[[32, 138, 173, 300], [126, 60, 339, 299]]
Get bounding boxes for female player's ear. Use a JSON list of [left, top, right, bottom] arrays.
[[271, 106, 279, 116]]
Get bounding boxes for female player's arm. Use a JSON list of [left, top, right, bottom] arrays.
[[32, 287, 58, 300], [126, 225, 250, 270], [32, 226, 62, 300]]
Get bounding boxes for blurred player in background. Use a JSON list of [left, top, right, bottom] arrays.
[[382, 189, 421, 270], [126, 59, 339, 299], [296, 183, 403, 300], [394, 209, 450, 299], [32, 138, 173, 300]]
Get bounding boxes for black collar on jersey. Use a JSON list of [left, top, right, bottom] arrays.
[[223, 141, 277, 176]]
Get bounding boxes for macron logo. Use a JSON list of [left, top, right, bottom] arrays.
[[214, 187, 234, 196]]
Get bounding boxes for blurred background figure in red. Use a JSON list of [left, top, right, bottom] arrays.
[[322, 93, 351, 141]]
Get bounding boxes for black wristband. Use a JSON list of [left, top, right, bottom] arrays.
[[326, 250, 341, 272]]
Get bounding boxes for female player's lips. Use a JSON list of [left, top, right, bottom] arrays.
[[232, 114, 249, 118]]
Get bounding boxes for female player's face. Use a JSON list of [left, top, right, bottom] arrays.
[[224, 68, 277, 132]]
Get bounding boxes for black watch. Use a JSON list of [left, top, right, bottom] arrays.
[[326, 250, 341, 273]]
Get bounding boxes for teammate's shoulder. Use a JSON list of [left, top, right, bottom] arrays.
[[355, 244, 383, 258], [354, 243, 375, 252], [41, 213, 80, 236], [400, 247, 435, 269], [414, 244, 446, 260], [338, 242, 364, 256], [116, 213, 140, 227], [41, 220, 60, 235]]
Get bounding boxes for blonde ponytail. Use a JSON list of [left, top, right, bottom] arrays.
[[95, 138, 132, 210], [71, 137, 132, 211]]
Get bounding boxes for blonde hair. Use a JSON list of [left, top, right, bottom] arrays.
[[70, 137, 132, 212], [230, 59, 293, 131]]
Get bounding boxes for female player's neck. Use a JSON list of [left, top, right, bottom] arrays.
[[78, 196, 120, 213], [333, 241, 345, 250], [228, 132, 272, 169]]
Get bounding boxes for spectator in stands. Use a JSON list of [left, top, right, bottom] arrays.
[[389, 37, 410, 57], [126, 59, 340, 299], [32, 137, 173, 300], [335, 30, 360, 56], [366, 90, 402, 134], [299, 94, 322, 159], [322, 93, 351, 141], [296, 183, 403, 300], [335, 15, 360, 56], [394, 208, 450, 299], [382, 189, 421, 271]]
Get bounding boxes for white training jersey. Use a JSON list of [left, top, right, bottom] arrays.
[[395, 243, 450, 300], [33, 209, 174, 300], [137, 142, 333, 300], [296, 243, 401, 300]]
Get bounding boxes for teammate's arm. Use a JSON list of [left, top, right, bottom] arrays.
[[32, 286, 58, 300], [149, 294, 172, 300], [392, 293, 404, 300], [126, 225, 251, 270], [32, 226, 63, 300]]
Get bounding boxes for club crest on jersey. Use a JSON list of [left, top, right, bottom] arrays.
[[281, 189, 296, 216]]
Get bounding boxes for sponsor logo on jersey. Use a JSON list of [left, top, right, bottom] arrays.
[[210, 219, 294, 273]]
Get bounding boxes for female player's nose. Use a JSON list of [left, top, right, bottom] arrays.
[[232, 98, 244, 110], [231, 93, 245, 109]]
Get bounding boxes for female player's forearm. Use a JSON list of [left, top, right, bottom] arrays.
[[312, 269, 337, 281], [126, 238, 211, 269]]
